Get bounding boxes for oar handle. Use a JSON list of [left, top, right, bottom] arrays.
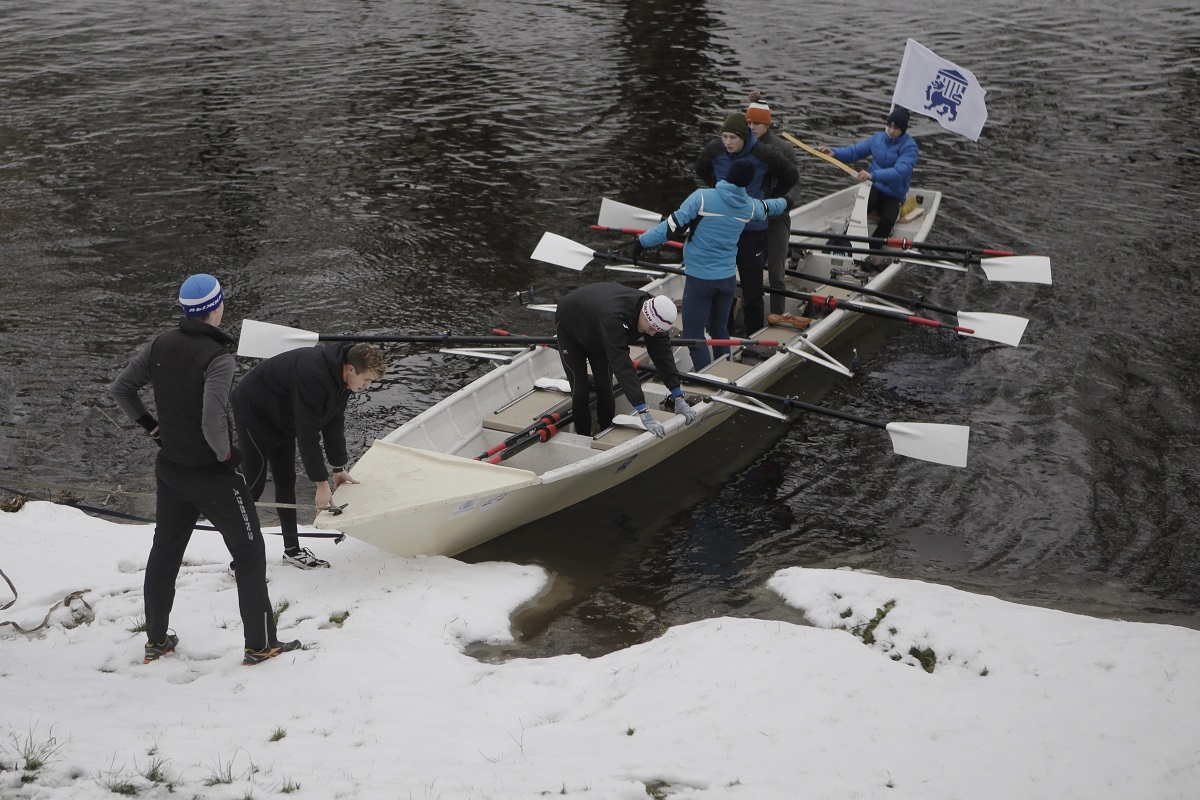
[[591, 225, 682, 249], [779, 131, 858, 177]]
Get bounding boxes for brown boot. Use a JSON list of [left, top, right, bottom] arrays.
[[767, 314, 814, 330]]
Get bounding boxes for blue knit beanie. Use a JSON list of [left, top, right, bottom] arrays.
[[178, 274, 224, 316], [724, 159, 755, 188]]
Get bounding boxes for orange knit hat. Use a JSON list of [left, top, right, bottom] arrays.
[[745, 102, 772, 124]]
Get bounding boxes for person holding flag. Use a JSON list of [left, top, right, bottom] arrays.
[[818, 106, 919, 265]]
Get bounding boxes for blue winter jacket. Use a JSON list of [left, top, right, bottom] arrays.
[[831, 132, 919, 201], [638, 182, 787, 280]]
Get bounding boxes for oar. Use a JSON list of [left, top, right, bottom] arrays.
[[632, 362, 969, 467], [475, 410, 570, 462], [490, 325, 782, 350], [532, 237, 975, 339], [592, 200, 1052, 285], [778, 131, 859, 178], [238, 319, 560, 359], [785, 268, 1028, 347], [792, 241, 1053, 285], [788, 227, 1019, 258]]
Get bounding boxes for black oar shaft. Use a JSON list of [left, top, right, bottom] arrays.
[[790, 242, 976, 265], [634, 363, 887, 431], [784, 268, 960, 317], [788, 229, 1013, 258]]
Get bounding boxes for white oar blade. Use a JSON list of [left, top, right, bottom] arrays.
[[885, 422, 970, 468], [238, 319, 320, 359], [598, 198, 662, 230], [531, 232, 595, 271], [611, 413, 648, 430], [979, 255, 1052, 285], [956, 312, 1029, 347], [527, 304, 558, 313]]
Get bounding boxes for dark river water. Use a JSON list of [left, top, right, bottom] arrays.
[[3, 0, 1199, 657]]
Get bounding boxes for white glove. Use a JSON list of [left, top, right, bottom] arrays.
[[638, 410, 666, 438], [674, 396, 697, 425]]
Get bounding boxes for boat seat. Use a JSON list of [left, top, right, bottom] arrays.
[[481, 388, 572, 434], [685, 358, 755, 397], [590, 408, 676, 451]]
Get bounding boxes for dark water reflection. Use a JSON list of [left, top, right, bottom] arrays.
[[3, 0, 1199, 658]]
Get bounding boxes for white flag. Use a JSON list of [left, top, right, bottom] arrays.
[[892, 39, 987, 141]]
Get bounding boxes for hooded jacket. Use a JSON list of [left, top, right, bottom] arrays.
[[638, 183, 787, 280], [232, 343, 353, 483], [831, 131, 919, 201], [696, 131, 798, 231]]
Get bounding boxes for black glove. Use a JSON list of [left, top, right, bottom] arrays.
[[630, 240, 645, 264], [224, 446, 242, 471], [783, 195, 796, 213], [135, 413, 161, 447]]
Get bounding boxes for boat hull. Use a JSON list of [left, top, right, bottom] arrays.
[[316, 184, 942, 557]]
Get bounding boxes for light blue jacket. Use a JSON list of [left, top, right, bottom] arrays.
[[638, 182, 787, 280], [831, 132, 919, 201]]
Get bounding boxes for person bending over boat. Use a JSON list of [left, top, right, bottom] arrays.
[[818, 106, 919, 266], [633, 159, 791, 370], [744, 93, 803, 317], [109, 274, 300, 666], [696, 111, 798, 334], [232, 342, 387, 569], [554, 282, 696, 439]]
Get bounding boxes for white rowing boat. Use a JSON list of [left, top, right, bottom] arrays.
[[295, 183, 977, 557]]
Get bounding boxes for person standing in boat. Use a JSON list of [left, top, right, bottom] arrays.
[[633, 159, 791, 370], [744, 93, 803, 318], [231, 342, 387, 569], [109, 273, 300, 666], [554, 282, 697, 439], [696, 111, 798, 334], [818, 106, 919, 266]]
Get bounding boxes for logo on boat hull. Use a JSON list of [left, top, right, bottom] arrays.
[[613, 455, 637, 475]]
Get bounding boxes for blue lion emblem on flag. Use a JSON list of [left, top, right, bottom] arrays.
[[925, 68, 969, 123]]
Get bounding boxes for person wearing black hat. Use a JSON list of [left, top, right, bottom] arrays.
[[109, 274, 301, 666], [818, 106, 919, 264], [696, 111, 799, 334], [634, 159, 791, 370]]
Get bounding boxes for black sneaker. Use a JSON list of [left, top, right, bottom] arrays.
[[283, 547, 330, 570], [242, 639, 302, 666], [144, 633, 179, 664]]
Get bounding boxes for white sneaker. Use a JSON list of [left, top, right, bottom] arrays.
[[282, 548, 330, 570]]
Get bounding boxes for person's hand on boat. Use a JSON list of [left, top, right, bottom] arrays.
[[332, 470, 359, 490], [673, 396, 697, 425], [314, 480, 334, 512], [638, 409, 666, 438], [854, 169, 870, 184]]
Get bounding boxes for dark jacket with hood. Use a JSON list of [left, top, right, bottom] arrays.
[[555, 283, 682, 409], [696, 131, 798, 232], [232, 343, 353, 483]]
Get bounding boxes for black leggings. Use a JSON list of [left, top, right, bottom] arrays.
[[146, 456, 277, 650], [555, 323, 613, 437], [867, 187, 902, 246], [236, 425, 302, 552]]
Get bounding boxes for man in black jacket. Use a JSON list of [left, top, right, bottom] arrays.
[[110, 274, 300, 666], [232, 341, 387, 569], [555, 282, 697, 438]]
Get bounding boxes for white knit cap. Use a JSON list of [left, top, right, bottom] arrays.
[[642, 295, 677, 332]]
